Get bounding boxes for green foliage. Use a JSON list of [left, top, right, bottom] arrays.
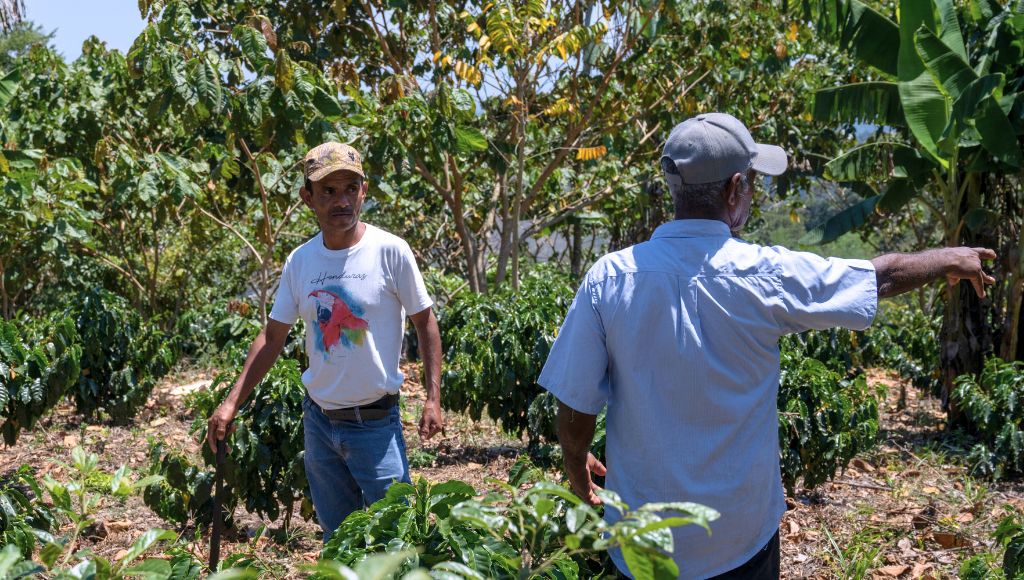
[[0, 446, 203, 579], [953, 357, 1024, 479], [0, 466, 54, 558], [0, 317, 80, 444], [320, 460, 718, 579], [189, 359, 312, 523], [777, 342, 884, 494], [71, 289, 174, 424], [143, 442, 227, 528], [860, 301, 941, 392], [996, 511, 1024, 580], [0, 21, 53, 69], [439, 266, 575, 439]]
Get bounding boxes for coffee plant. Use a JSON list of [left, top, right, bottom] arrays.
[[0, 316, 81, 445], [777, 347, 884, 494], [439, 265, 575, 437], [188, 358, 313, 524], [0, 449, 203, 580], [0, 466, 55, 558], [861, 302, 941, 392], [71, 289, 174, 424], [143, 442, 229, 529], [321, 458, 718, 580], [953, 357, 1024, 479]]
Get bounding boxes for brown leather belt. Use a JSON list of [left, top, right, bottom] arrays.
[[312, 393, 400, 421]]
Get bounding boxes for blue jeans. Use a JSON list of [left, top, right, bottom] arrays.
[[302, 396, 411, 541]]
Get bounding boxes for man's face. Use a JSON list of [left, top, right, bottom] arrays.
[[301, 170, 367, 234]]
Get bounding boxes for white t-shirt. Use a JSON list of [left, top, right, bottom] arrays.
[[269, 224, 433, 409]]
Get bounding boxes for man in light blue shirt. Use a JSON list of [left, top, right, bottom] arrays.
[[538, 113, 996, 579]]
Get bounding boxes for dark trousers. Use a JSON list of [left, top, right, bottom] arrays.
[[709, 531, 780, 579]]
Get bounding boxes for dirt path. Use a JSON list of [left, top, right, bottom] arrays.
[[1, 364, 1019, 578]]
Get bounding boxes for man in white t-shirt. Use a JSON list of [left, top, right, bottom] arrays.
[[206, 142, 444, 539]]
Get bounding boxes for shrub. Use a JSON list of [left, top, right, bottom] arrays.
[[188, 358, 313, 524], [0, 317, 81, 444], [861, 301, 941, 392], [777, 347, 884, 494], [781, 328, 858, 376], [320, 458, 718, 579], [71, 289, 175, 424], [439, 265, 575, 438], [143, 442, 229, 528], [0, 467, 55, 557], [175, 298, 307, 367], [953, 357, 1024, 479]]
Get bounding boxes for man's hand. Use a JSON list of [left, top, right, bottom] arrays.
[[945, 247, 997, 298], [556, 401, 602, 505], [418, 400, 445, 440], [566, 452, 607, 506], [207, 401, 238, 453], [872, 247, 997, 300]]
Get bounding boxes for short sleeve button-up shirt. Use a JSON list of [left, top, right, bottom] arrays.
[[538, 219, 877, 579]]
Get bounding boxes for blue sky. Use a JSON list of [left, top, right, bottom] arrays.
[[26, 0, 146, 61]]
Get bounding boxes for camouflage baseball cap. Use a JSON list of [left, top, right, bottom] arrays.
[[303, 142, 365, 182]]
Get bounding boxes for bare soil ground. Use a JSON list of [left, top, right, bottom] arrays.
[[1, 363, 1020, 578]]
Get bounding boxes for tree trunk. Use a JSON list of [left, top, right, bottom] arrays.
[[999, 224, 1024, 361], [570, 220, 583, 279], [0, 254, 8, 320], [495, 173, 514, 287]]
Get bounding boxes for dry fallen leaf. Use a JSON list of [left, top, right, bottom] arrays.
[[150, 417, 168, 427], [875, 564, 909, 577], [921, 486, 939, 494], [852, 458, 875, 472], [957, 512, 975, 523], [911, 562, 932, 577], [897, 537, 916, 558], [63, 435, 79, 446], [932, 532, 970, 549], [903, 469, 921, 477], [106, 520, 133, 532], [788, 520, 800, 535]]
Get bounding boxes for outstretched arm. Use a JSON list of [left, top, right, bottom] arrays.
[[207, 319, 291, 452], [557, 401, 606, 505], [871, 247, 996, 300]]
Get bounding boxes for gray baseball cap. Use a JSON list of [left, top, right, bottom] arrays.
[[661, 113, 788, 187]]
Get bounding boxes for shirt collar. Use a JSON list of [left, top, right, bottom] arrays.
[[651, 219, 732, 240]]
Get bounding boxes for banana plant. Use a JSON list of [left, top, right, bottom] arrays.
[[806, 0, 1024, 390], [806, 0, 1022, 246]]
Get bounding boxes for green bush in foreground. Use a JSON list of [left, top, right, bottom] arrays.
[[0, 467, 55, 558], [321, 459, 718, 580], [954, 357, 1024, 479], [0, 317, 80, 445], [71, 289, 174, 424]]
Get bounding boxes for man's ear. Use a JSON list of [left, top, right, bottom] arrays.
[[723, 172, 744, 207], [299, 183, 313, 205]]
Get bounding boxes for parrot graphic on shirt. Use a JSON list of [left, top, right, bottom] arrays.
[[308, 289, 369, 353]]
